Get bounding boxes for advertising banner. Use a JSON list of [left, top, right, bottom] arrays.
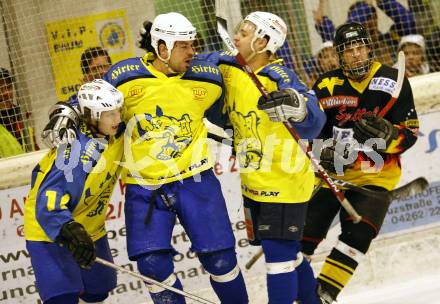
[[46, 10, 133, 101]]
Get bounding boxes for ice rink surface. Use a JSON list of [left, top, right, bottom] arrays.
[[338, 274, 440, 304], [190, 225, 440, 304], [191, 272, 440, 303]]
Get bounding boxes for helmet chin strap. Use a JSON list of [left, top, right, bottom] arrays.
[[157, 52, 178, 74], [246, 38, 266, 62]]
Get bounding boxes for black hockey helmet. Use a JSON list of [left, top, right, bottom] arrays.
[[333, 22, 373, 79]]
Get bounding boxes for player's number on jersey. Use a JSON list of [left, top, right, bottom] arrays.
[[45, 190, 57, 211], [45, 191, 70, 211]]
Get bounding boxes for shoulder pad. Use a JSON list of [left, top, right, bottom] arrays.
[[216, 51, 237, 65], [104, 57, 150, 86], [185, 58, 223, 83], [195, 51, 237, 66], [314, 69, 344, 84], [260, 63, 296, 86]]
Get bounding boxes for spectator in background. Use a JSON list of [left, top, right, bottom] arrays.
[[0, 67, 25, 157], [42, 47, 112, 148], [427, 28, 440, 72], [404, 0, 440, 72], [313, 0, 416, 66], [408, 0, 437, 38], [303, 41, 340, 87], [398, 34, 430, 77], [80, 46, 112, 83], [316, 41, 340, 74]]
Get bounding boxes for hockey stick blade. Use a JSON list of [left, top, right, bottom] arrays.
[[335, 177, 428, 201], [217, 17, 238, 56], [389, 177, 429, 201], [95, 258, 215, 304]]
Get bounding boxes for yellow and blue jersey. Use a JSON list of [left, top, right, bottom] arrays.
[[202, 52, 326, 203], [24, 123, 123, 242], [103, 55, 225, 185]]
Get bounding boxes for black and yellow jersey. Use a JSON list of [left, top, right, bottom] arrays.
[[313, 61, 419, 190], [103, 55, 225, 185], [203, 52, 326, 203], [24, 123, 123, 242]]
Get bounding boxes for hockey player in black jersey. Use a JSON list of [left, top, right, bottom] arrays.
[[301, 22, 419, 303]]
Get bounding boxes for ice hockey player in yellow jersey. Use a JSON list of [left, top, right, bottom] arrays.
[[25, 79, 124, 304]]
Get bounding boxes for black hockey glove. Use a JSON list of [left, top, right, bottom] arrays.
[[353, 114, 398, 152], [318, 141, 357, 175], [41, 102, 80, 148], [257, 88, 307, 123], [57, 221, 96, 269]]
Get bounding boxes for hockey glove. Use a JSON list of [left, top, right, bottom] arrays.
[[353, 114, 398, 152], [57, 221, 96, 269], [257, 88, 307, 123], [41, 102, 80, 148], [319, 141, 357, 175]]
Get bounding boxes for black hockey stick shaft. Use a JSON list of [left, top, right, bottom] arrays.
[[95, 258, 215, 304], [216, 17, 361, 223]]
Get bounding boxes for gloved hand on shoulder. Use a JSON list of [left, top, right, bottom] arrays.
[[257, 88, 307, 123]]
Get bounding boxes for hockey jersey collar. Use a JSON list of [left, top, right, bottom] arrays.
[[348, 61, 381, 94]]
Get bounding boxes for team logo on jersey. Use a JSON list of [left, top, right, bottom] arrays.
[[336, 106, 380, 125], [99, 21, 126, 51], [135, 106, 193, 160], [369, 77, 396, 94], [317, 77, 344, 95], [320, 96, 358, 108], [191, 65, 220, 75], [403, 119, 419, 128], [288, 225, 299, 233], [84, 173, 116, 217], [229, 110, 262, 170], [192, 87, 208, 100], [111, 64, 141, 80], [128, 85, 144, 98]]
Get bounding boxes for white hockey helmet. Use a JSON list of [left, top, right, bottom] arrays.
[[150, 12, 197, 55], [244, 11, 287, 53], [77, 79, 124, 120]]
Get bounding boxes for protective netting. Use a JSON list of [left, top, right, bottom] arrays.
[[0, 0, 439, 156]]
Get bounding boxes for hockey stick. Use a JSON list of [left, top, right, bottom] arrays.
[[95, 258, 215, 304], [244, 177, 429, 270], [245, 249, 264, 270], [379, 51, 405, 117], [216, 16, 361, 223], [333, 176, 428, 201]]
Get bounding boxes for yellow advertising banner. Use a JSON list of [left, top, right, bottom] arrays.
[[46, 10, 133, 101]]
